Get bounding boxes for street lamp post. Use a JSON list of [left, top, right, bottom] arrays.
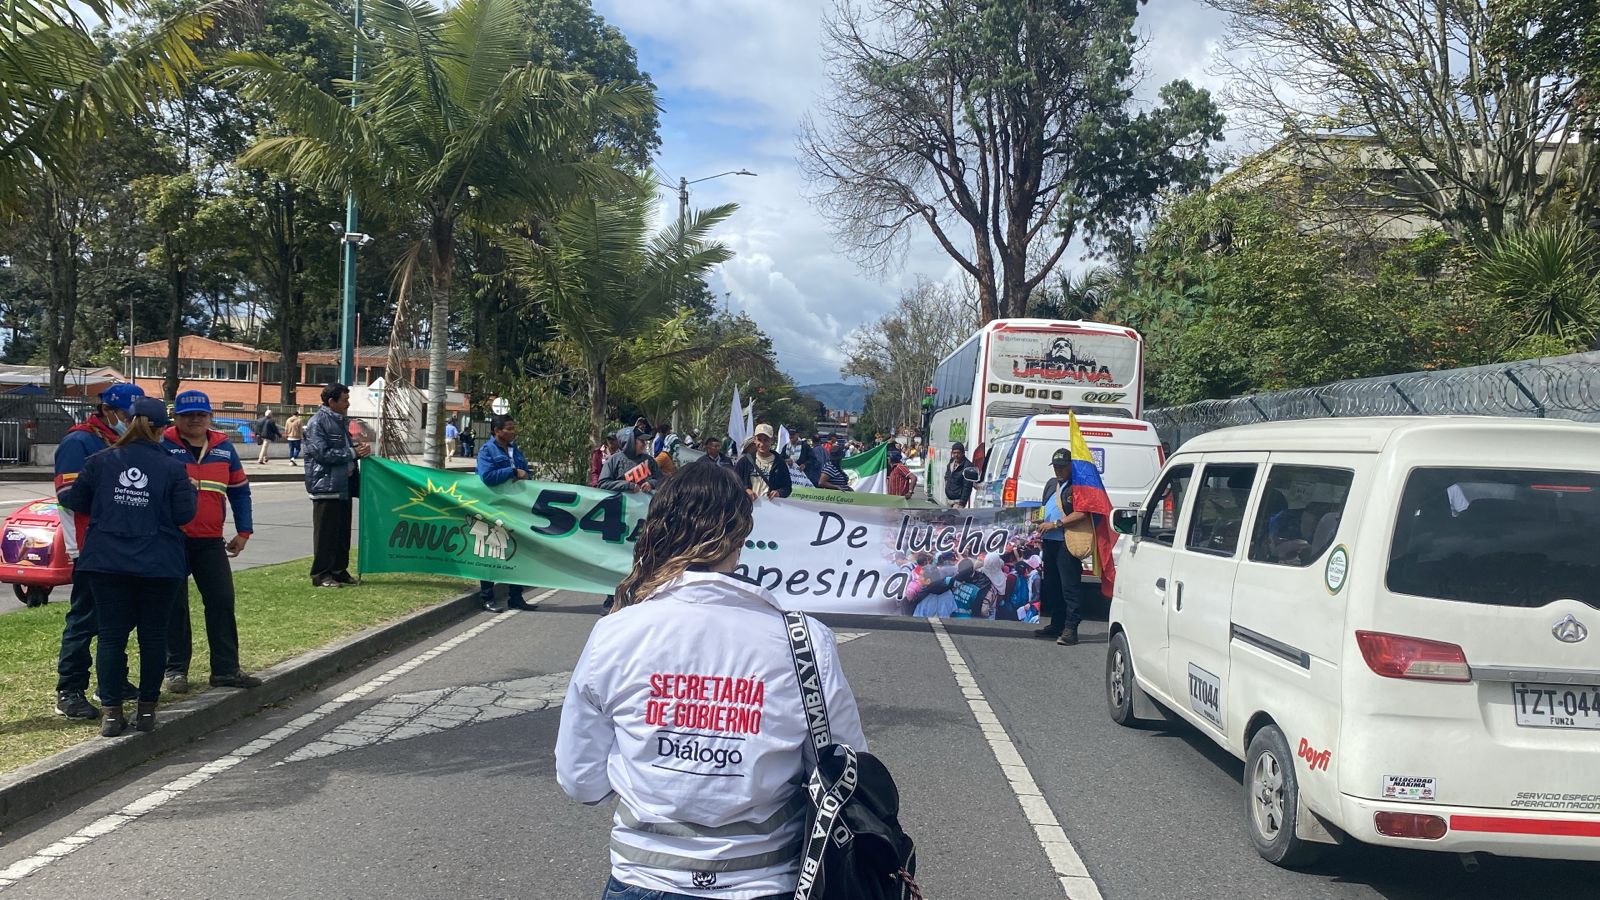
[[658, 169, 754, 314], [338, 0, 363, 387]]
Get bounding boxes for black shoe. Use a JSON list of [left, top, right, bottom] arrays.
[[210, 671, 262, 689], [164, 672, 190, 694], [480, 601, 499, 613], [1055, 629, 1080, 646], [332, 571, 360, 585], [1033, 627, 1063, 638], [507, 600, 535, 611], [55, 690, 97, 720]]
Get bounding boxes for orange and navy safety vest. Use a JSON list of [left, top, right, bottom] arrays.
[[159, 427, 253, 539]]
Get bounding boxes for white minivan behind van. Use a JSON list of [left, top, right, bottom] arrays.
[[1106, 417, 1600, 866], [979, 414, 1162, 512]]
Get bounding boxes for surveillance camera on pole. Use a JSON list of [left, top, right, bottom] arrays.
[[341, 232, 374, 246]]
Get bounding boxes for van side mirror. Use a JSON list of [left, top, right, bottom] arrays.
[[961, 465, 981, 484], [1112, 508, 1139, 537]]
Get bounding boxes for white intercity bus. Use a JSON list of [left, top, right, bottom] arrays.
[[924, 318, 1150, 509]]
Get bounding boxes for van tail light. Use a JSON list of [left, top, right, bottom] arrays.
[[1002, 478, 1017, 506], [1355, 631, 1472, 682], [1375, 811, 1448, 840]]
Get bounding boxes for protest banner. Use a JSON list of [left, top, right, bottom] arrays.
[[358, 457, 1036, 615]]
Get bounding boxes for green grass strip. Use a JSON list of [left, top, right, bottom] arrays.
[[0, 558, 468, 777]]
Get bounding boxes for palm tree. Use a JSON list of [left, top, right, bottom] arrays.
[[0, 0, 209, 211], [509, 179, 738, 442], [1476, 223, 1600, 350], [222, 0, 651, 466]]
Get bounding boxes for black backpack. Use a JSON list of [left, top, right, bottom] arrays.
[[784, 612, 921, 900]]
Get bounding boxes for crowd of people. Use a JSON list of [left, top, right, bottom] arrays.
[[585, 419, 930, 500]]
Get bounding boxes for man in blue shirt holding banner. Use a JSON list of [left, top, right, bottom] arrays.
[[475, 414, 534, 613]]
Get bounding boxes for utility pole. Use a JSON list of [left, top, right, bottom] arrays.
[[338, 0, 362, 387], [678, 176, 689, 236]]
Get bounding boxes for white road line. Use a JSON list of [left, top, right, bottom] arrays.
[[0, 589, 557, 891], [928, 618, 1103, 900]]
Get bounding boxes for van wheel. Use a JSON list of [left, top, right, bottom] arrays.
[[1106, 632, 1140, 727], [12, 584, 48, 607], [1245, 725, 1321, 868]]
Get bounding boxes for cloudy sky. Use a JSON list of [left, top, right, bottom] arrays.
[[592, 0, 1237, 385]]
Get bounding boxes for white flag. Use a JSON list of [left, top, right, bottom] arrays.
[[728, 386, 745, 447], [744, 402, 755, 445], [777, 425, 791, 452]]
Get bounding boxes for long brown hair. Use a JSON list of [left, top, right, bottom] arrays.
[[614, 463, 754, 607]]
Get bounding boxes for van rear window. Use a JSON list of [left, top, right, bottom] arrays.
[[1386, 468, 1600, 609]]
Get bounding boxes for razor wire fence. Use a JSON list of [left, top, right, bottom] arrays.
[[1145, 351, 1600, 449]]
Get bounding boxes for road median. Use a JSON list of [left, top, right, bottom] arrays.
[[0, 558, 473, 832]]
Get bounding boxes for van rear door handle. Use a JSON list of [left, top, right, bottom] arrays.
[[1175, 581, 1184, 611]]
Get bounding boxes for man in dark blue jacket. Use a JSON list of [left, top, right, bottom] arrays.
[[304, 383, 370, 588], [52, 382, 144, 720], [475, 414, 533, 613]]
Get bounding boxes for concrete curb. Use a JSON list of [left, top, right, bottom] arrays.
[[0, 588, 482, 833]]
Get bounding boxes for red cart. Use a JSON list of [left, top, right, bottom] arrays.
[[1, 498, 72, 606]]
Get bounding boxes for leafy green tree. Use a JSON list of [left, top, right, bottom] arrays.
[[510, 177, 735, 442], [1210, 0, 1596, 239], [799, 0, 1225, 321], [1106, 181, 1502, 405], [225, 0, 653, 465], [0, 0, 209, 211]]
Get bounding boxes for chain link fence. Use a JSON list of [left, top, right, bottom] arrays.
[[1146, 351, 1600, 449]]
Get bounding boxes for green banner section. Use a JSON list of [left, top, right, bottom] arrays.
[[358, 457, 646, 592]]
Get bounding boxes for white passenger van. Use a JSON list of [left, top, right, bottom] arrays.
[[978, 414, 1162, 513], [1105, 417, 1600, 866]]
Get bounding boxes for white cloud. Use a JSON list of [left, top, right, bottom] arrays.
[[595, 0, 1231, 384]]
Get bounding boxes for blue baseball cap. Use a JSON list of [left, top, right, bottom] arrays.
[[98, 382, 145, 413], [130, 397, 171, 427], [173, 390, 212, 415]]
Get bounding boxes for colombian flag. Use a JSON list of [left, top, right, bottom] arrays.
[[1068, 412, 1117, 598]]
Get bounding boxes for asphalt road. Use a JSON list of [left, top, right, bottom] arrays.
[[0, 482, 351, 613], [0, 594, 1595, 899]]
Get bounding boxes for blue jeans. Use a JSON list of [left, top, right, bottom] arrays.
[[287, 439, 302, 461], [601, 876, 790, 900]]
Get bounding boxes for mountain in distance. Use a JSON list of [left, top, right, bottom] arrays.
[[797, 382, 866, 414]]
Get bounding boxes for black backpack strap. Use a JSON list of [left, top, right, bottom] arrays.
[[795, 745, 859, 900]]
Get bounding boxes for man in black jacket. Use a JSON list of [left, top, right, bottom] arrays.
[[303, 383, 370, 587], [943, 441, 974, 508]]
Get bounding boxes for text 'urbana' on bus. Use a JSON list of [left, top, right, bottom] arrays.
[[924, 319, 1163, 532]]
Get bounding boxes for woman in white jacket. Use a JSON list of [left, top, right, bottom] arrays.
[[557, 463, 867, 900]]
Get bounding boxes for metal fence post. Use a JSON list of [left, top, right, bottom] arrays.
[[1502, 370, 1546, 418]]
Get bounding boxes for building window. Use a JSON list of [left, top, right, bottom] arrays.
[[413, 368, 429, 389], [263, 362, 284, 384], [304, 364, 339, 386]]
